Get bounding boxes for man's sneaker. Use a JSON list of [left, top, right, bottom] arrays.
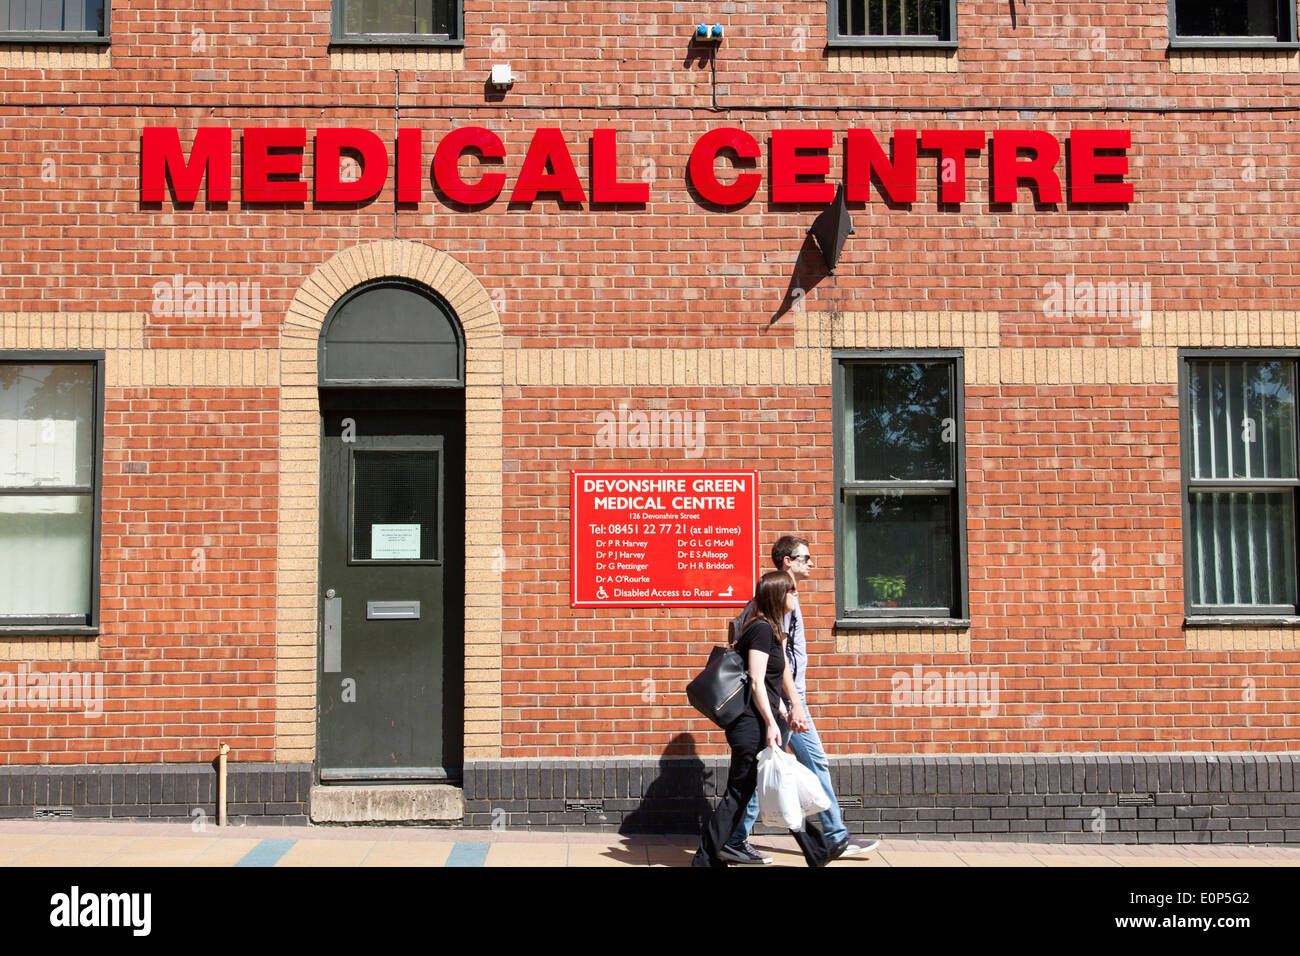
[[839, 838, 880, 857], [719, 841, 773, 865]]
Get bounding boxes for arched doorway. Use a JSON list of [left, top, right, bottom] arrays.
[[315, 278, 465, 782]]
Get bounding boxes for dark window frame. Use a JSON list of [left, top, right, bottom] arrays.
[[826, 0, 958, 49], [318, 277, 466, 389], [1179, 348, 1300, 624], [0, 0, 111, 44], [346, 439, 445, 567], [1168, 0, 1300, 49], [330, 0, 463, 47], [832, 349, 969, 628], [0, 350, 104, 636]]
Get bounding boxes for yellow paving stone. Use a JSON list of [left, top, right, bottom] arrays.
[[188, 840, 265, 867], [0, 834, 59, 850], [597, 843, 654, 867], [274, 839, 374, 867], [1116, 857, 1204, 867], [1181, 858, 1266, 868], [358, 842, 456, 867], [15, 837, 132, 866], [1031, 854, 1121, 867], [25, 852, 130, 867], [755, 844, 807, 867], [52, 835, 136, 848], [829, 851, 889, 867], [103, 839, 217, 866], [645, 846, 694, 868], [565, 846, 637, 867], [0, 835, 58, 862], [483, 843, 569, 867], [955, 852, 1044, 867], [876, 851, 969, 867]]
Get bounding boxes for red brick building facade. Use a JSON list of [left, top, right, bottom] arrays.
[[1, 1, 1297, 841]]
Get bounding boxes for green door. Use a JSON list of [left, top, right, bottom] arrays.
[[317, 391, 464, 781]]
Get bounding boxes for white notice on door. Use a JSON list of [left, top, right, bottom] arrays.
[[371, 524, 422, 559]]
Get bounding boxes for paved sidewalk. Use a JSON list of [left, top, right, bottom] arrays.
[[1, 821, 1298, 866]]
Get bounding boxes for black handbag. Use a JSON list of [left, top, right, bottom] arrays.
[[685, 645, 750, 729]]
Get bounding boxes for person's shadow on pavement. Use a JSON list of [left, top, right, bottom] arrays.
[[604, 733, 713, 865]]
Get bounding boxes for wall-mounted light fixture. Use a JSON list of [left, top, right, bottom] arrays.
[[808, 184, 854, 274]]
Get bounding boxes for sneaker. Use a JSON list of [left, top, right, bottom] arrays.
[[719, 840, 773, 865], [839, 838, 881, 857]]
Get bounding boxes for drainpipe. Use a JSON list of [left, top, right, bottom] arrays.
[[217, 743, 230, 827]]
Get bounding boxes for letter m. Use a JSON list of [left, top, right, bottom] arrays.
[[141, 128, 232, 202]]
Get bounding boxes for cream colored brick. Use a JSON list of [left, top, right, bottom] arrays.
[[1168, 48, 1298, 73]]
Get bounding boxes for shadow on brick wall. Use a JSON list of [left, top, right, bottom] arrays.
[[619, 733, 714, 835]]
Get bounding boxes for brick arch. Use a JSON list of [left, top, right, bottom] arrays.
[[274, 241, 503, 763]]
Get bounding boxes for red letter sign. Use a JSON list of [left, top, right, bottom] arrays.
[[242, 128, 308, 203], [920, 129, 985, 204], [510, 128, 586, 204], [315, 128, 389, 202], [991, 130, 1062, 204], [1070, 129, 1132, 203], [396, 127, 423, 203], [433, 127, 506, 204], [771, 129, 835, 203], [591, 129, 649, 204], [688, 127, 761, 206], [845, 129, 917, 204], [141, 127, 232, 202], [570, 471, 758, 608]]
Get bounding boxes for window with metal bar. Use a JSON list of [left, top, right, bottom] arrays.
[[830, 0, 955, 45], [0, 0, 107, 42], [0, 358, 103, 630], [1183, 357, 1299, 614], [1170, 0, 1297, 45], [834, 356, 966, 620], [332, 0, 460, 44]]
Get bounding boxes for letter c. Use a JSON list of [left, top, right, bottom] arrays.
[[688, 127, 761, 206], [433, 127, 506, 204]]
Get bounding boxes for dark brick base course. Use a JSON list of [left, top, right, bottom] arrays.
[[0, 764, 312, 826], [463, 754, 1300, 844]]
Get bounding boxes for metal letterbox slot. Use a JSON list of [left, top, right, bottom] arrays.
[[367, 601, 421, 620]]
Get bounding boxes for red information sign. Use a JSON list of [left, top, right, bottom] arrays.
[[570, 471, 758, 608]]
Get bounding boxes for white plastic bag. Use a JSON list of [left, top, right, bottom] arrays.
[[792, 760, 833, 817], [756, 747, 804, 830]]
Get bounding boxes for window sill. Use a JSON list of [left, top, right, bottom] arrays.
[[1185, 616, 1300, 627], [0, 626, 98, 637], [1168, 39, 1300, 50], [0, 34, 109, 45], [826, 38, 958, 50], [836, 617, 970, 629], [330, 37, 464, 48]]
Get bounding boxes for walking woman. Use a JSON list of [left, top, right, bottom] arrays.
[[692, 571, 836, 867]]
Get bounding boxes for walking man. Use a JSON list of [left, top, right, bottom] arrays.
[[719, 534, 880, 865]]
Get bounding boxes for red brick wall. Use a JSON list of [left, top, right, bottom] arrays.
[[1, 1, 1297, 763], [0, 387, 277, 764]]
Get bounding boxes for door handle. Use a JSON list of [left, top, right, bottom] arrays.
[[323, 591, 342, 673]]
